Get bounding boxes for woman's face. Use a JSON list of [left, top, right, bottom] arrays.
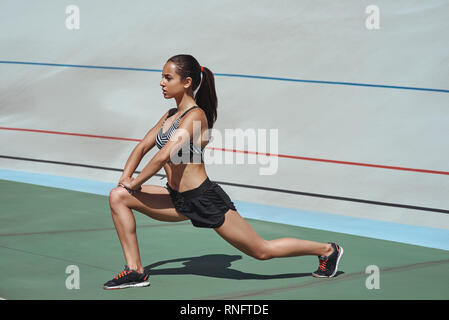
[[160, 61, 192, 99]]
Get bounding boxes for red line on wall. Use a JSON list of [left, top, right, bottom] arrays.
[[0, 126, 141, 142], [1, 126, 448, 176]]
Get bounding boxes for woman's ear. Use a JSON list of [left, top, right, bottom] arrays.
[[183, 76, 193, 90]]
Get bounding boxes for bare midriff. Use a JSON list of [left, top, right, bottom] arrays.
[[164, 162, 208, 192]]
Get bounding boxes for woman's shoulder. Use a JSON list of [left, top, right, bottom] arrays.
[[182, 106, 209, 131], [186, 106, 207, 120]]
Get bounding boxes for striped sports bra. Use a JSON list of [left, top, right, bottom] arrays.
[[156, 106, 205, 163]]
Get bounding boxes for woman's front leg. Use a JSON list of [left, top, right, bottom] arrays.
[[108, 184, 189, 274], [109, 197, 144, 274]]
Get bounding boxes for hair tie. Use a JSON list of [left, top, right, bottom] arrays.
[[200, 66, 204, 72]]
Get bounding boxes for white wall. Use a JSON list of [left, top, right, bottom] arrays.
[[1, 0, 448, 229]]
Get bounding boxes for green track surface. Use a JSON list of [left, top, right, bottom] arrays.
[[0, 180, 448, 300]]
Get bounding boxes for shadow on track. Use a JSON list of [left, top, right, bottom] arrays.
[[144, 254, 315, 280]]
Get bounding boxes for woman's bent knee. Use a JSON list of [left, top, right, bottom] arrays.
[[109, 186, 130, 206]]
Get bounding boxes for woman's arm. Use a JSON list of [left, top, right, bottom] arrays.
[[127, 153, 167, 190], [119, 110, 170, 181], [119, 144, 145, 180]]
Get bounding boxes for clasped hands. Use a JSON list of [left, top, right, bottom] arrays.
[[118, 176, 142, 195]]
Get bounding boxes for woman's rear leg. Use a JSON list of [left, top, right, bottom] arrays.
[[214, 210, 333, 260]]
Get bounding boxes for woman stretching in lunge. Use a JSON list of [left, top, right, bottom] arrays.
[[103, 54, 344, 289]]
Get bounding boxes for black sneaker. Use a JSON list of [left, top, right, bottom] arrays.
[[312, 242, 344, 278], [103, 265, 150, 290]]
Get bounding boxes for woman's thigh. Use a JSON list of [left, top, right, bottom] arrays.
[[109, 184, 189, 223], [214, 209, 269, 259]]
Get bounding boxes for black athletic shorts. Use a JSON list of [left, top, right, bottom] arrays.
[[165, 177, 237, 228]]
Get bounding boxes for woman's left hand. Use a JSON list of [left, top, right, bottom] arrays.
[[118, 177, 142, 195]]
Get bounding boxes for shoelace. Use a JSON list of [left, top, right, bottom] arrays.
[[114, 270, 131, 279], [318, 257, 328, 271]]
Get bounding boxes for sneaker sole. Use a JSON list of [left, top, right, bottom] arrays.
[[103, 281, 150, 290], [311, 245, 344, 278]]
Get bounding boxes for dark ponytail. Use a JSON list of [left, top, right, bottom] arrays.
[[167, 54, 217, 129]]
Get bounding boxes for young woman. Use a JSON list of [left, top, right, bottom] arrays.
[[103, 54, 344, 290]]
